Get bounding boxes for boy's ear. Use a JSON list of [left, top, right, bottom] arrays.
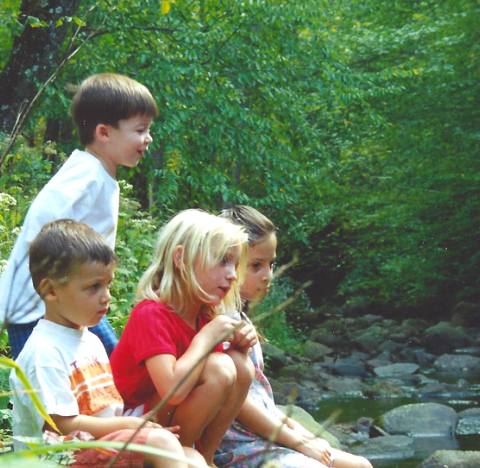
[[39, 278, 57, 302], [172, 245, 184, 269], [94, 124, 110, 143]]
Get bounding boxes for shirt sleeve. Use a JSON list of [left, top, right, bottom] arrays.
[[127, 303, 180, 365], [33, 364, 79, 418]]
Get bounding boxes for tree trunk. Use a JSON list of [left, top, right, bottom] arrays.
[[0, 0, 83, 134]]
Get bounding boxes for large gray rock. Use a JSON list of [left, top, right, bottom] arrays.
[[380, 403, 459, 437], [303, 340, 333, 362], [425, 322, 474, 354], [261, 343, 289, 370], [352, 325, 389, 353], [349, 435, 414, 460], [456, 408, 480, 435], [276, 404, 341, 449], [373, 363, 419, 377], [433, 353, 480, 373], [416, 450, 480, 468], [320, 373, 368, 395]]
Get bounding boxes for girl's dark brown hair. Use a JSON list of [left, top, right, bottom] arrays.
[[219, 206, 275, 246]]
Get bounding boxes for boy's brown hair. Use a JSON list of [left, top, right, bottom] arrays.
[[29, 219, 118, 293], [70, 73, 158, 146]]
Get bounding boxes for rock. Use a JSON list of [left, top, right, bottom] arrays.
[[279, 364, 309, 381], [363, 314, 383, 324], [309, 328, 343, 348], [320, 373, 368, 395], [329, 357, 370, 379], [352, 325, 389, 353], [373, 363, 419, 377], [377, 340, 404, 353], [433, 354, 480, 373], [354, 417, 373, 437], [349, 435, 414, 460], [364, 380, 406, 398], [303, 340, 333, 362], [276, 404, 341, 449], [456, 408, 480, 435], [425, 322, 474, 354], [419, 383, 476, 399], [416, 450, 480, 468], [413, 349, 437, 366], [261, 342, 289, 371], [379, 403, 459, 437], [366, 354, 392, 370]]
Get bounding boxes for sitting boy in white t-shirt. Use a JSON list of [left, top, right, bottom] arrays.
[[9, 219, 205, 468]]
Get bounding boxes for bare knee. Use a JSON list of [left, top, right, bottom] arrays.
[[146, 428, 183, 454], [358, 457, 373, 468], [202, 352, 237, 389], [182, 446, 206, 467], [225, 348, 254, 387]]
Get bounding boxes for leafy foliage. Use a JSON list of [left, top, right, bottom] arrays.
[[0, 0, 479, 325]]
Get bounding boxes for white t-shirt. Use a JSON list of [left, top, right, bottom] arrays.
[[0, 150, 119, 324], [9, 320, 124, 451]]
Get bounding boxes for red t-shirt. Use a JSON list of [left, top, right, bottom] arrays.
[[110, 299, 223, 409]]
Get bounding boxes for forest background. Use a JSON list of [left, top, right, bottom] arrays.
[[0, 0, 479, 347]]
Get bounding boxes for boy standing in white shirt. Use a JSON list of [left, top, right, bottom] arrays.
[[0, 73, 158, 358]]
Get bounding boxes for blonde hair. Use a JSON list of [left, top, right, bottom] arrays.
[[136, 209, 248, 318]]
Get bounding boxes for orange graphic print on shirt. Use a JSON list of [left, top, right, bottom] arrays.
[[69, 355, 123, 416]]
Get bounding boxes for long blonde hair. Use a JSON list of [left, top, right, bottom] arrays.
[[136, 209, 248, 317]]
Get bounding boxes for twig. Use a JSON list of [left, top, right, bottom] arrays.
[[0, 1, 115, 170]]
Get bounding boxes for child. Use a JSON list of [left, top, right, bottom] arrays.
[[0, 73, 157, 359], [215, 206, 373, 468], [9, 219, 205, 468], [110, 209, 257, 466]]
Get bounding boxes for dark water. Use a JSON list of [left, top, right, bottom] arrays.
[[312, 372, 480, 468]]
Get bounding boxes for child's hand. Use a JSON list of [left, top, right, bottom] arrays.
[[162, 425, 181, 438], [200, 315, 239, 344], [230, 321, 258, 353], [297, 435, 331, 466], [124, 416, 163, 430]]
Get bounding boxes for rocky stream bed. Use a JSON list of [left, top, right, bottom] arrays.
[[262, 301, 480, 468]]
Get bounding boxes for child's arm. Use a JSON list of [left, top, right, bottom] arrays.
[[236, 396, 332, 466], [145, 315, 240, 405], [49, 414, 165, 439]]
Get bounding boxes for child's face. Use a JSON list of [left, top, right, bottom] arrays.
[[195, 245, 242, 307], [241, 233, 277, 302], [45, 261, 115, 330], [103, 114, 153, 170]]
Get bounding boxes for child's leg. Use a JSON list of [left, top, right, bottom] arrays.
[[150, 353, 236, 449], [183, 446, 207, 467], [145, 428, 206, 468], [329, 448, 373, 468], [199, 349, 254, 464], [71, 428, 196, 468], [152, 352, 252, 466]]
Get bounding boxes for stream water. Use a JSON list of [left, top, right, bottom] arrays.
[[312, 371, 480, 467]]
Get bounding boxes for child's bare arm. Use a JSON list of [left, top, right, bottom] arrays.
[[49, 414, 163, 439], [145, 315, 239, 405]]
